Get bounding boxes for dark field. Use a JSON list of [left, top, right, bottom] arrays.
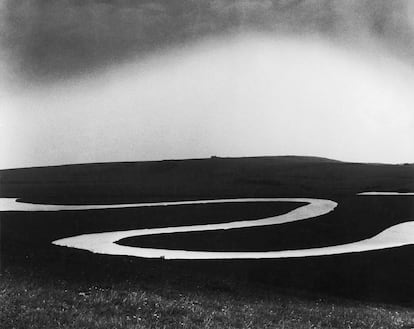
[[1, 156, 414, 328]]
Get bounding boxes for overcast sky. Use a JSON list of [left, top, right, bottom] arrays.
[[1, 0, 414, 169]]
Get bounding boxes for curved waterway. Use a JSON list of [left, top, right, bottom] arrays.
[[55, 222, 414, 259], [358, 192, 414, 195], [1, 196, 413, 259]]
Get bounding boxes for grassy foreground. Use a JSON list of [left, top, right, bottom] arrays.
[[1, 264, 413, 329], [1, 157, 414, 328]]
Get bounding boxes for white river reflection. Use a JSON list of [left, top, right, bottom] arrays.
[[358, 192, 414, 195], [1, 195, 413, 259]]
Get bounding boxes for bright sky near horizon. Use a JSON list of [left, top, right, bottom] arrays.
[[1, 34, 414, 169]]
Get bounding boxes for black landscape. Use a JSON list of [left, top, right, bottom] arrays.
[[1, 156, 413, 310]]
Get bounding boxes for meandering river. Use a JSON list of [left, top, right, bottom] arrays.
[[1, 195, 413, 259]]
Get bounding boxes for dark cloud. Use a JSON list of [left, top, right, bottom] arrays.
[[2, 0, 414, 82], [209, 0, 273, 16], [2, 0, 171, 80]]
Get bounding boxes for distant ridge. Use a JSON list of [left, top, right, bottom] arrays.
[[1, 154, 413, 203], [0, 155, 348, 172], [208, 155, 343, 163]]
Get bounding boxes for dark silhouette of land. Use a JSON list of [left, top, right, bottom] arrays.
[[0, 156, 413, 307]]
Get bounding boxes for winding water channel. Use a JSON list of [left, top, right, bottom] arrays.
[[1, 195, 413, 259]]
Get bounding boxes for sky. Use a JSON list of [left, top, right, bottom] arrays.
[[1, 0, 414, 169]]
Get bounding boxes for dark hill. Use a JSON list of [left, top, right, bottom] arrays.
[[0, 156, 413, 204]]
